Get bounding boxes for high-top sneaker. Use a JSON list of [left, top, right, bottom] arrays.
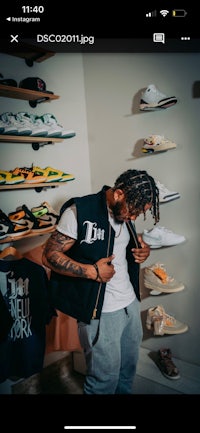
[[0, 209, 31, 239], [157, 348, 180, 380], [140, 84, 177, 111], [0, 112, 29, 135], [12, 204, 56, 233], [146, 305, 188, 335], [40, 113, 76, 138], [31, 201, 59, 225], [16, 112, 48, 137]]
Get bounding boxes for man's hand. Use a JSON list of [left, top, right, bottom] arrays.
[[131, 235, 150, 263], [95, 254, 115, 282]]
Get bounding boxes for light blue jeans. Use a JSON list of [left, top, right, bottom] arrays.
[[78, 298, 143, 394]]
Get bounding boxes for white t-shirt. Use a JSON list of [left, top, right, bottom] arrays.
[[57, 205, 136, 312]]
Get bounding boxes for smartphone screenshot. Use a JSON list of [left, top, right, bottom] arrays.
[[0, 3, 199, 431]]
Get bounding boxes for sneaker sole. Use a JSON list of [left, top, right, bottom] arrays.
[[161, 324, 188, 334], [162, 371, 181, 380], [159, 195, 180, 203], [140, 100, 177, 111], [30, 226, 55, 234], [144, 280, 185, 293], [5, 228, 31, 238], [142, 239, 186, 248], [142, 145, 176, 153], [146, 321, 188, 335]]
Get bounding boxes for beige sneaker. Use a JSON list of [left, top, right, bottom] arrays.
[[144, 263, 185, 293], [146, 305, 188, 335], [142, 134, 177, 153]]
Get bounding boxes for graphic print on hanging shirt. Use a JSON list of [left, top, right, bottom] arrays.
[[0, 257, 53, 382]]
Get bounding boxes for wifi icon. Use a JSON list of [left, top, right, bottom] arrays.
[[160, 9, 169, 17]]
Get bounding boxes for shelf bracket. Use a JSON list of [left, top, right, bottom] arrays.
[[29, 96, 53, 108], [35, 185, 58, 193], [32, 141, 54, 151]]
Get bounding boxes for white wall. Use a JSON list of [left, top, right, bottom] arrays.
[[83, 53, 200, 365], [1, 51, 200, 367], [0, 52, 91, 250]]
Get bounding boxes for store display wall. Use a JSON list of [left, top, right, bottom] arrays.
[[0, 51, 199, 368], [83, 53, 200, 366]]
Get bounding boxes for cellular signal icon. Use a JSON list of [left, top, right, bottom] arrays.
[[160, 10, 169, 17], [146, 10, 157, 17]]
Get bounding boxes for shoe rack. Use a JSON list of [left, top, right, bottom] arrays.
[[139, 94, 188, 339], [0, 52, 75, 244], [0, 67, 75, 191]]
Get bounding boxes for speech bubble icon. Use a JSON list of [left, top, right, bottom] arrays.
[[153, 33, 165, 44]]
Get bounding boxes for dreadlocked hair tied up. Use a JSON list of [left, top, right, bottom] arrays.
[[113, 169, 160, 224]]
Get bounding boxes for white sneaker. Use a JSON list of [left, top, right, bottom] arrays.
[[0, 112, 31, 135], [40, 113, 76, 138], [142, 135, 177, 153], [144, 263, 185, 293], [140, 84, 177, 111], [156, 180, 180, 203], [0, 119, 5, 134], [16, 112, 48, 137], [142, 226, 186, 248]]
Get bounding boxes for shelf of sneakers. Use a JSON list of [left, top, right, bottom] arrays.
[[0, 166, 75, 192], [0, 84, 59, 106], [0, 203, 58, 244], [0, 225, 56, 244]]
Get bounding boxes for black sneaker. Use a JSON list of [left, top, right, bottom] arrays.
[[20, 204, 55, 233], [0, 209, 31, 239]]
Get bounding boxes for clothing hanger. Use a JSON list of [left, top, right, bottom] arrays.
[[0, 246, 23, 260]]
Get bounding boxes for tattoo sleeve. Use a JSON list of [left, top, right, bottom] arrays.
[[43, 231, 88, 278]]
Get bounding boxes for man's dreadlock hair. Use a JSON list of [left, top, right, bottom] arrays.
[[113, 169, 160, 224]]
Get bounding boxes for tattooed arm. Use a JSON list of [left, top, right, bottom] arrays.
[[42, 230, 115, 282]]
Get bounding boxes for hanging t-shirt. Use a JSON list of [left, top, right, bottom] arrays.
[[0, 257, 54, 383]]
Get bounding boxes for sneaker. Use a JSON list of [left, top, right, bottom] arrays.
[[144, 263, 185, 293], [139, 84, 177, 111], [0, 209, 31, 239], [32, 166, 63, 182], [142, 135, 177, 153], [0, 112, 32, 136], [156, 348, 180, 380], [11, 166, 47, 184], [146, 305, 188, 335], [31, 201, 59, 225], [0, 119, 5, 134], [0, 113, 18, 135], [43, 167, 75, 182], [8, 209, 34, 230], [142, 226, 186, 248], [156, 180, 180, 203], [19, 204, 56, 233], [16, 112, 48, 137], [0, 170, 25, 185], [39, 113, 76, 138]]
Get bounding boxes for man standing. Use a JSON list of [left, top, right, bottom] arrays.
[[43, 169, 160, 394]]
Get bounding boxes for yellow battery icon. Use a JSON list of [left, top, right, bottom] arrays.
[[172, 9, 187, 17]]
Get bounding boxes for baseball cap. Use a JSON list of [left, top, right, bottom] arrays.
[[19, 77, 53, 94]]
